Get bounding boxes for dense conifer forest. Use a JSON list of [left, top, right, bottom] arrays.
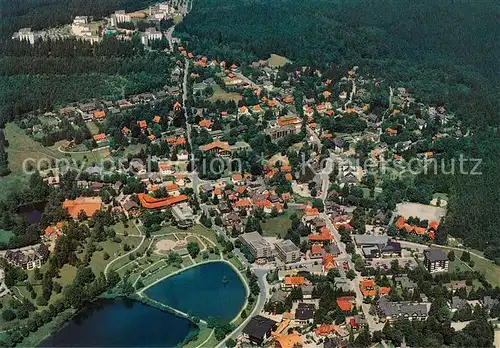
[[176, 0, 500, 258]]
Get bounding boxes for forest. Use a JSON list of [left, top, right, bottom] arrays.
[[176, 0, 500, 259], [0, 37, 175, 127]]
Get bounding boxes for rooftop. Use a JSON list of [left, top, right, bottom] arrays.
[[424, 248, 448, 262], [275, 239, 300, 253]]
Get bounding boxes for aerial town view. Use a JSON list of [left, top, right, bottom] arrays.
[[0, 0, 499, 347]]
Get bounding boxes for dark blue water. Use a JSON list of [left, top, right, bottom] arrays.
[[146, 262, 247, 322], [18, 201, 46, 224], [40, 298, 196, 347]]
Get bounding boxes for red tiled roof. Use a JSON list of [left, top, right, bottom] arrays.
[[137, 193, 187, 209], [284, 276, 305, 286], [93, 133, 106, 141], [311, 245, 323, 254], [395, 216, 405, 229], [201, 141, 230, 152], [93, 110, 106, 119], [336, 296, 354, 312], [199, 119, 212, 128]]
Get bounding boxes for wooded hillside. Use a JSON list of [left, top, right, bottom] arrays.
[[177, 0, 500, 257]]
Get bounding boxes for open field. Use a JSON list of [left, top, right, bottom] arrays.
[[470, 254, 500, 287], [261, 207, 296, 237], [266, 54, 291, 68], [262, 214, 292, 237], [208, 83, 242, 102], [173, 14, 183, 24], [449, 258, 471, 273], [86, 121, 100, 135], [395, 202, 446, 222], [437, 246, 500, 287], [4, 123, 111, 178], [4, 123, 63, 172], [120, 143, 146, 157]]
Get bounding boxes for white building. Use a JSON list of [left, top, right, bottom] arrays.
[[12, 28, 37, 44], [140, 27, 163, 46], [73, 16, 89, 25], [110, 10, 131, 27]]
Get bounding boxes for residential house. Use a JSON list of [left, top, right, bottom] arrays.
[[242, 315, 277, 345], [4, 244, 49, 270], [294, 302, 315, 324], [395, 275, 417, 292], [275, 333, 303, 348], [282, 276, 305, 290], [337, 296, 355, 312], [377, 297, 431, 322], [301, 285, 314, 299]]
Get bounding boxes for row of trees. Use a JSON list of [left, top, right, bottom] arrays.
[[0, 130, 10, 176]]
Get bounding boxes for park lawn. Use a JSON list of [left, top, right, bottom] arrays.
[[0, 229, 13, 244], [149, 224, 180, 236], [208, 252, 222, 261], [189, 224, 219, 244], [186, 235, 204, 247], [110, 237, 151, 272], [160, 224, 218, 244], [183, 326, 213, 348], [112, 221, 141, 236], [90, 236, 142, 274], [117, 260, 140, 278], [56, 264, 78, 287], [208, 83, 242, 102], [226, 255, 244, 271], [141, 263, 178, 287], [182, 256, 194, 267]]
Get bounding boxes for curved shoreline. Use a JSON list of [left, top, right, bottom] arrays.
[[138, 259, 250, 324]]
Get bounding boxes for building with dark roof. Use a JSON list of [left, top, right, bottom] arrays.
[[377, 297, 431, 322], [242, 315, 277, 345], [423, 248, 449, 273], [294, 302, 315, 324], [4, 244, 49, 270], [324, 337, 348, 348]]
